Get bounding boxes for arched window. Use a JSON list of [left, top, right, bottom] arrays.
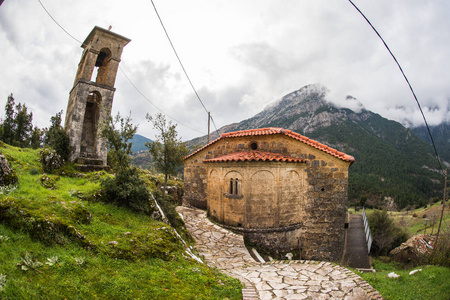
[[229, 178, 234, 194], [225, 173, 243, 199], [93, 48, 112, 85], [80, 91, 101, 155]]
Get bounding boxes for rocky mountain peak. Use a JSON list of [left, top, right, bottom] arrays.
[[249, 83, 364, 135]]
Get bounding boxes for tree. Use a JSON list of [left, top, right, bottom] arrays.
[[14, 103, 33, 147], [44, 111, 70, 161], [1, 94, 35, 148], [99, 112, 151, 214], [30, 126, 43, 149], [100, 112, 137, 173], [1, 94, 16, 145], [146, 113, 189, 200]]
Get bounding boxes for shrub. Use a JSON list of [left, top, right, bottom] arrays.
[[44, 111, 70, 161], [101, 167, 154, 214], [424, 231, 450, 267], [369, 210, 408, 256], [50, 128, 70, 161]]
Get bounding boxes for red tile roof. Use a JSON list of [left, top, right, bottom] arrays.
[[185, 127, 355, 162], [204, 150, 306, 163]]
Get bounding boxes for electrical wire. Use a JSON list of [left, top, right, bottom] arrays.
[[118, 66, 206, 135], [149, 0, 220, 135], [348, 0, 444, 174], [35, 0, 207, 136], [37, 0, 84, 45]]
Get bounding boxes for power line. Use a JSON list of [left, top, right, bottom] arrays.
[[149, 0, 220, 135], [149, 0, 208, 114], [35, 0, 207, 136], [37, 0, 83, 45], [118, 66, 206, 135], [209, 116, 221, 140], [348, 0, 444, 174]]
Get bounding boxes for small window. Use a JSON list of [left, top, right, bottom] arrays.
[[250, 142, 258, 150], [229, 178, 234, 194], [229, 178, 240, 196]]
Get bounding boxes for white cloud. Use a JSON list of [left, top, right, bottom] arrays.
[[0, 0, 449, 141]]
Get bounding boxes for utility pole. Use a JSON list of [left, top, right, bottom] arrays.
[[207, 111, 210, 144], [435, 169, 448, 247]]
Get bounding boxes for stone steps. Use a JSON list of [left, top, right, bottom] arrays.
[[75, 157, 104, 166], [75, 164, 109, 172]]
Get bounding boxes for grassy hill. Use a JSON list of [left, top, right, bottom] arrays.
[[0, 142, 241, 299]]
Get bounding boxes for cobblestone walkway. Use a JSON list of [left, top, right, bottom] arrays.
[[177, 206, 383, 300]]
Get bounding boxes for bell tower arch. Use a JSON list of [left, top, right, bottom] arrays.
[[64, 26, 130, 167]]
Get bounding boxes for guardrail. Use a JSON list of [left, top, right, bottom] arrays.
[[362, 207, 373, 254]]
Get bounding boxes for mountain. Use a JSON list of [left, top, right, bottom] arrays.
[[188, 84, 444, 209], [131, 134, 152, 154], [412, 122, 450, 167], [130, 134, 153, 170]]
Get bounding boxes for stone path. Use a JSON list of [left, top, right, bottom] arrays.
[[177, 206, 383, 300]]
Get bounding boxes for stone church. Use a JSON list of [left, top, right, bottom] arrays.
[[183, 127, 354, 261]]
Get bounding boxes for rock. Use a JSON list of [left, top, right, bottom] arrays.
[[387, 272, 400, 278], [40, 148, 64, 173], [0, 153, 18, 186], [390, 234, 435, 264], [409, 269, 422, 275], [40, 174, 58, 190]]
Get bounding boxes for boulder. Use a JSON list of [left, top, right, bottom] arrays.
[[390, 234, 435, 264], [40, 148, 64, 173], [0, 153, 18, 186]]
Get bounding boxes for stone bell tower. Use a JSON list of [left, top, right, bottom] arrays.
[[65, 26, 130, 167]]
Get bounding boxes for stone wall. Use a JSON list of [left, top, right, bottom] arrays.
[[65, 81, 114, 165]]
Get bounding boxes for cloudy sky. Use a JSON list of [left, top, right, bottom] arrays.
[[1, 0, 449, 141]]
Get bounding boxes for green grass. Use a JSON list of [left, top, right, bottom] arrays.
[[0, 143, 242, 299], [349, 202, 449, 237], [0, 225, 241, 299], [360, 258, 450, 300]]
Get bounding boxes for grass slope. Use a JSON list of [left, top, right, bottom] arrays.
[[350, 205, 450, 299], [0, 143, 241, 299], [360, 259, 450, 300]]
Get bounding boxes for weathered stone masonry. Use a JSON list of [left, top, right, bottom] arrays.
[[183, 128, 354, 261], [64, 26, 130, 166]]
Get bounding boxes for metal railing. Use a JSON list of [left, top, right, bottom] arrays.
[[362, 207, 373, 254]]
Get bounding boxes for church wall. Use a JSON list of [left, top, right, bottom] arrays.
[[183, 133, 351, 262]]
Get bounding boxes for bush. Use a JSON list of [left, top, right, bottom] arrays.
[[369, 210, 408, 256], [424, 232, 450, 267], [44, 111, 70, 161], [101, 167, 154, 214], [50, 128, 70, 161]]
